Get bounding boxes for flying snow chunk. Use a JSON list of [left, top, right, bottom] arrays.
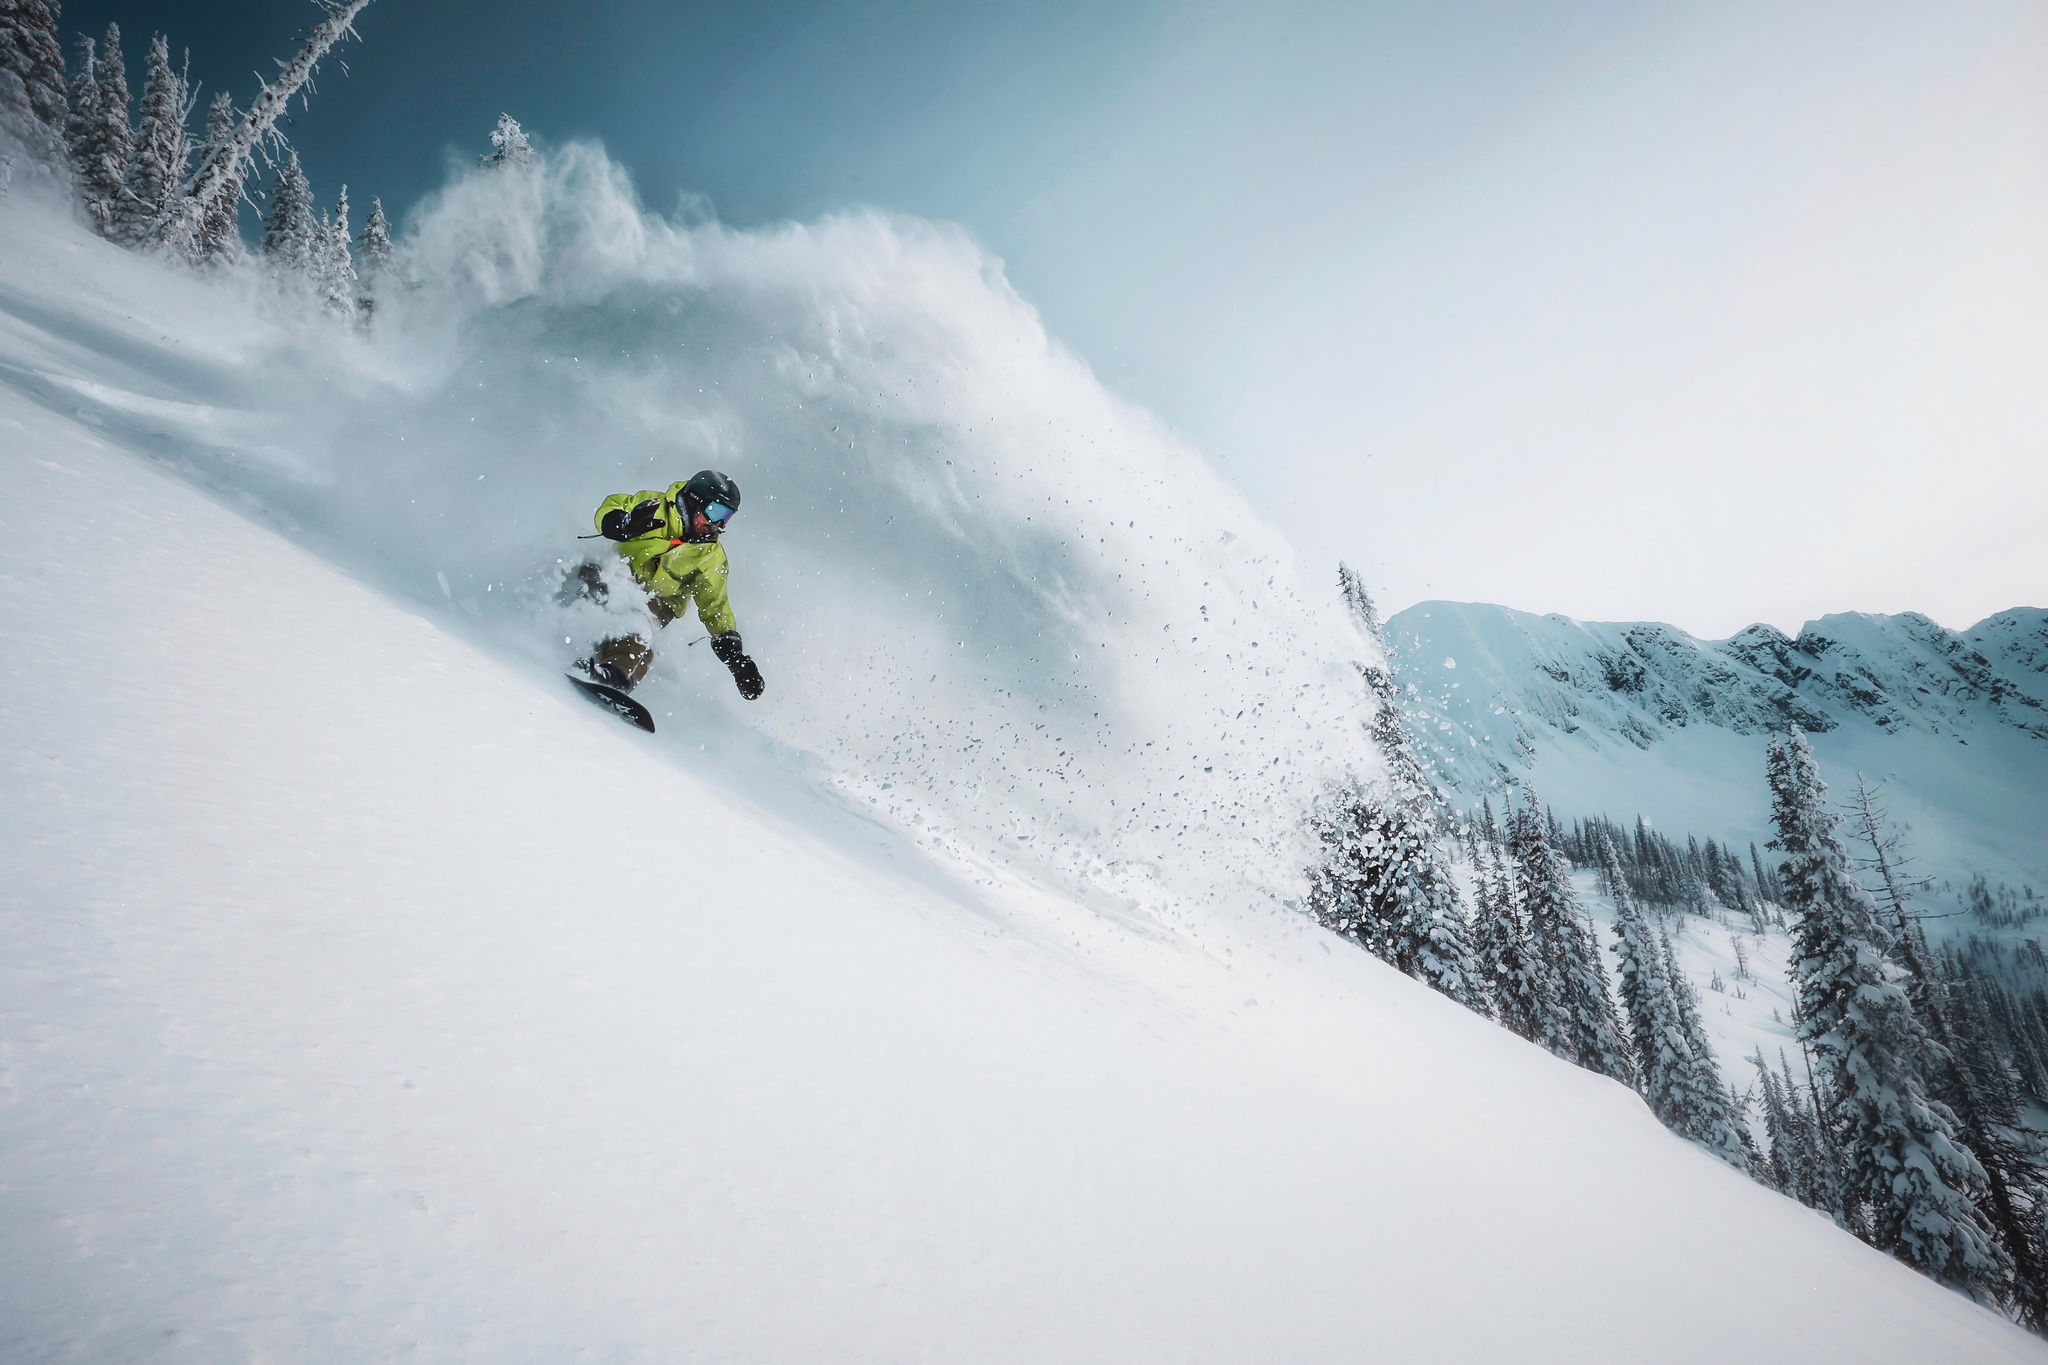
[[1443, 657, 1457, 670]]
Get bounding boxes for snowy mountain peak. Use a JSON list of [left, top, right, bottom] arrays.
[[1384, 601, 2048, 894], [1391, 601, 2048, 751]]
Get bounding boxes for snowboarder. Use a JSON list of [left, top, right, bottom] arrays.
[[568, 470, 765, 701]]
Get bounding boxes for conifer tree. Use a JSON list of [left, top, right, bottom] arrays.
[[1729, 1080, 1767, 1171], [1606, 832, 1689, 1127], [113, 32, 191, 250], [1306, 782, 1382, 951], [483, 111, 532, 167], [358, 193, 392, 269], [73, 21, 130, 232], [1778, 1050, 1839, 1213], [1752, 1054, 1799, 1194], [1768, 731, 2004, 1292], [1473, 838, 1547, 1041], [1849, 779, 2048, 1328], [62, 32, 98, 208], [355, 193, 393, 315], [59, 29, 87, 123], [174, 0, 376, 251], [1661, 928, 1751, 1171], [313, 206, 338, 305], [0, 0, 67, 172], [1750, 841, 1780, 906], [315, 184, 357, 318], [261, 148, 317, 283], [1512, 794, 1632, 1081], [1305, 567, 1487, 1013], [188, 92, 241, 263]]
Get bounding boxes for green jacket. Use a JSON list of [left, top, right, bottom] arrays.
[[593, 483, 738, 636]]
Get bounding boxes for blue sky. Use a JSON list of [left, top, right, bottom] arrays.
[[63, 0, 2048, 634]]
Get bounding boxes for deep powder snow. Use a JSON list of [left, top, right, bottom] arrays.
[[1, 171, 2040, 1361]]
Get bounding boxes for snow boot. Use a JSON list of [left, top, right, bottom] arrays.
[[576, 633, 653, 691]]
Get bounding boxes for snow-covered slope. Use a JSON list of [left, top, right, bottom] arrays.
[[4, 179, 2044, 1360], [1384, 600, 2048, 899]]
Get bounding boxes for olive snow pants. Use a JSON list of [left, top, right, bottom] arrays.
[[562, 560, 675, 690]]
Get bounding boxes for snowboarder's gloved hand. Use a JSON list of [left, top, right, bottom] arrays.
[[711, 631, 765, 701], [601, 499, 663, 541]]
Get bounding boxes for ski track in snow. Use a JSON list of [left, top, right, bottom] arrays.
[[2, 188, 2043, 1361]]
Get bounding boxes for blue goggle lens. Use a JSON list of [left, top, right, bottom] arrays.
[[703, 501, 735, 524]]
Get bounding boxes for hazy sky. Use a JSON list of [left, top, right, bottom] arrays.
[[69, 0, 2048, 635]]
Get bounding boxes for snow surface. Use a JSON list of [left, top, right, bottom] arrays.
[[4, 169, 2043, 1360]]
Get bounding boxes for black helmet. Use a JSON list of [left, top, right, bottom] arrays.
[[679, 469, 741, 535]]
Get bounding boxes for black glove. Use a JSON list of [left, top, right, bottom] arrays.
[[600, 499, 663, 541], [710, 631, 765, 701]]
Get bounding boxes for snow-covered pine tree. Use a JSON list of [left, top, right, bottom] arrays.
[[175, 0, 375, 252], [1503, 803, 1581, 1062], [73, 21, 130, 234], [1307, 784, 1373, 942], [188, 92, 241, 264], [1948, 1063, 2048, 1330], [1337, 560, 1382, 636], [261, 148, 318, 284], [483, 111, 532, 168], [1768, 730, 2004, 1293], [1848, 778, 2048, 1329], [354, 192, 392, 316], [1605, 831, 1690, 1128], [1750, 841, 1782, 907], [1304, 567, 1488, 1013], [357, 193, 392, 269], [62, 33, 98, 208], [1658, 927, 1751, 1170], [1720, 846, 1764, 931], [1511, 794, 1632, 1082], [315, 183, 357, 318], [1982, 982, 2048, 1101], [1846, 777, 1947, 1042], [113, 32, 193, 251], [1729, 1080, 1768, 1172], [1777, 1049, 1839, 1215], [1338, 564, 1423, 785], [0, 0, 66, 173], [1676, 840, 1710, 916], [310, 206, 342, 316], [1331, 791, 1487, 1010], [1752, 1054, 1798, 1195], [1473, 836, 1547, 1041]]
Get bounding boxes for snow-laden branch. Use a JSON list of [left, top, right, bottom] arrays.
[[174, 0, 375, 243]]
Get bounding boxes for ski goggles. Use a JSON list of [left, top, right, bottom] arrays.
[[703, 501, 736, 525]]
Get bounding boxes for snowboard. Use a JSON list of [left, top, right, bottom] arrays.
[[567, 671, 656, 732]]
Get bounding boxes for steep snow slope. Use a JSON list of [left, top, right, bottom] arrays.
[[5, 273, 2043, 1365], [1384, 600, 2048, 898]]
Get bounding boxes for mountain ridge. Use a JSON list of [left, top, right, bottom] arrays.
[[1381, 599, 2048, 898]]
